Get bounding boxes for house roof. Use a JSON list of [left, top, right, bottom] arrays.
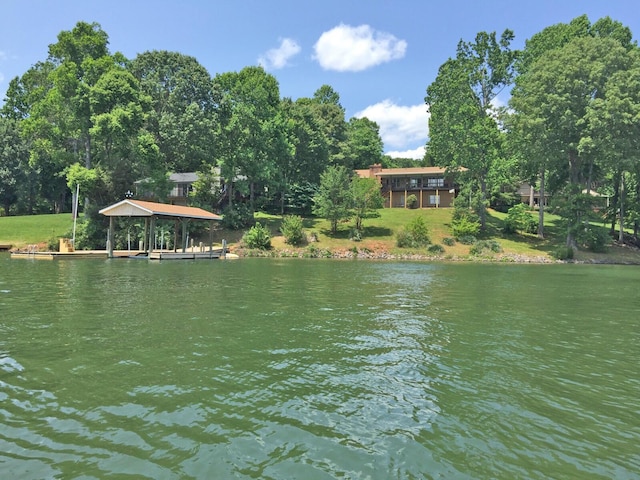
[[355, 166, 466, 178], [169, 172, 199, 183], [99, 199, 222, 221]]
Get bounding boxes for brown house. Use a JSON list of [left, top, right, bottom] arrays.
[[355, 164, 463, 208]]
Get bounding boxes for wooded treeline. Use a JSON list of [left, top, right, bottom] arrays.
[[1, 15, 639, 252], [0, 21, 390, 226], [426, 15, 640, 248]]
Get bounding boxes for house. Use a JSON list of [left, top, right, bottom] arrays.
[[135, 172, 198, 206], [355, 164, 463, 208], [517, 183, 549, 208]]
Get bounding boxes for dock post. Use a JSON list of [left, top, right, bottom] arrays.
[[222, 239, 227, 259]]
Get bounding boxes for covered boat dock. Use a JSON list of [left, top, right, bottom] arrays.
[[99, 199, 224, 259]]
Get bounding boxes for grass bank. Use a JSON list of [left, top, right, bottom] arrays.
[[2, 208, 639, 264]]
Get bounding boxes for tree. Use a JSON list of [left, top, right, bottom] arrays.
[[0, 118, 28, 215], [129, 51, 218, 173], [510, 35, 633, 247], [426, 30, 517, 229], [350, 176, 384, 231], [310, 85, 347, 166], [312, 165, 352, 234], [585, 50, 640, 242], [511, 15, 636, 239], [343, 117, 384, 170], [213, 66, 281, 213]]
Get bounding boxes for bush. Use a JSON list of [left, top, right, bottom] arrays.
[[451, 208, 481, 239], [427, 244, 445, 254], [349, 228, 362, 242], [442, 237, 456, 246], [457, 235, 477, 245], [396, 215, 431, 248], [469, 239, 503, 256], [406, 194, 418, 209], [503, 203, 538, 234], [221, 203, 254, 230], [242, 222, 271, 249], [281, 215, 306, 246], [552, 245, 574, 260], [578, 226, 610, 252]]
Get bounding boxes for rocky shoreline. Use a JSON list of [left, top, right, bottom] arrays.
[[233, 246, 557, 263]]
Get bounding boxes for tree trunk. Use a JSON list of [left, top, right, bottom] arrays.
[[619, 172, 625, 243], [537, 169, 545, 239], [479, 176, 487, 230]]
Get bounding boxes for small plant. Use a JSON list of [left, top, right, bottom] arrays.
[[503, 203, 538, 234], [552, 245, 575, 260], [451, 207, 481, 239], [349, 228, 362, 242], [406, 194, 418, 209], [469, 239, 502, 255], [241, 222, 271, 249], [221, 203, 254, 230], [578, 226, 609, 252], [427, 243, 445, 254], [396, 215, 431, 248], [281, 215, 306, 246], [457, 235, 477, 245], [442, 237, 456, 246]]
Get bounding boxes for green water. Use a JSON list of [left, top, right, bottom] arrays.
[[0, 254, 638, 479]]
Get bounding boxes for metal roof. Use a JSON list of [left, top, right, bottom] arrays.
[[99, 199, 222, 221]]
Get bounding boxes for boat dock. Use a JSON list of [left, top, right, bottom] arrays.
[[11, 246, 235, 260]]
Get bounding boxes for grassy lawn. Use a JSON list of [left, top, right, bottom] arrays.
[[0, 213, 74, 248], [3, 208, 639, 263]]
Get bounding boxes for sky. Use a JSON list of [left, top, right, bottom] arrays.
[[1, 0, 638, 159]]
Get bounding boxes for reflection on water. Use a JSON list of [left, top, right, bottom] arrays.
[[0, 255, 639, 479]]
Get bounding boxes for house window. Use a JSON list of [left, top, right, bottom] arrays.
[[392, 177, 404, 189], [409, 178, 419, 189], [429, 195, 440, 206], [427, 177, 444, 188]]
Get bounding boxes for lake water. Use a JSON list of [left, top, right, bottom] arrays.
[[1, 254, 639, 479]]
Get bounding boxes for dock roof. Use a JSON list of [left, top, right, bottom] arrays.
[[99, 200, 222, 221]]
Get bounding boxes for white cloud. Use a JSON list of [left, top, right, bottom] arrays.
[[385, 146, 425, 160], [355, 100, 429, 151], [258, 38, 301, 70], [313, 24, 406, 72]]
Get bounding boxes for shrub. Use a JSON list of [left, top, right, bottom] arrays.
[[221, 203, 254, 230], [442, 237, 456, 246], [427, 243, 445, 254], [406, 194, 418, 209], [457, 235, 477, 245], [451, 208, 481, 239], [469, 239, 503, 255], [578, 226, 610, 252], [242, 222, 271, 249], [281, 215, 306, 246], [349, 228, 362, 242], [396, 215, 431, 248], [504, 203, 538, 234], [552, 245, 574, 260]]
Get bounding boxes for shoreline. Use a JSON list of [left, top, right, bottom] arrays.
[[233, 246, 640, 265]]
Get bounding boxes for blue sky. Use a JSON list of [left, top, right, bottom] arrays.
[[1, 0, 638, 158]]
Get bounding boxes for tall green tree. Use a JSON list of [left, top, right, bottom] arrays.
[[426, 30, 517, 229], [312, 165, 352, 234], [511, 15, 635, 238], [129, 51, 218, 173], [311, 85, 347, 167], [510, 36, 633, 247], [343, 117, 384, 170], [350, 176, 384, 231], [585, 50, 640, 241], [0, 118, 28, 215], [213, 66, 281, 212]]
